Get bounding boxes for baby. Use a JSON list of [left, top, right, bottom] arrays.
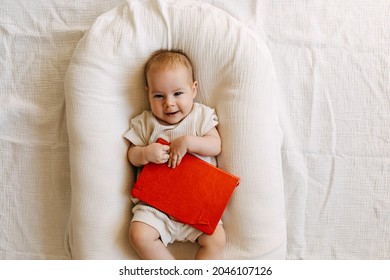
[[124, 49, 225, 259]]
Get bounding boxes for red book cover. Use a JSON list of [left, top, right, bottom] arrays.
[[131, 138, 239, 235]]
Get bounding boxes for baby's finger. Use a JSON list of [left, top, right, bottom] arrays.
[[169, 154, 177, 168], [157, 153, 167, 163], [176, 156, 182, 167], [161, 145, 170, 152]]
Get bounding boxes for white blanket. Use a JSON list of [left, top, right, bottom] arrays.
[[1, 0, 389, 259]]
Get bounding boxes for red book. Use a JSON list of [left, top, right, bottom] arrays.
[[131, 138, 239, 235]]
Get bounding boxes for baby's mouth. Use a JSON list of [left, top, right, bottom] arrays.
[[165, 111, 179, 116]]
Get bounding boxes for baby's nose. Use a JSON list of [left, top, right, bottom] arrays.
[[164, 96, 175, 106]]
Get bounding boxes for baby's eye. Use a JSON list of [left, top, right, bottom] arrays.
[[174, 92, 184, 96], [153, 94, 164, 99]]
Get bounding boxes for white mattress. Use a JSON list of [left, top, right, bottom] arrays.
[[1, 0, 389, 259]]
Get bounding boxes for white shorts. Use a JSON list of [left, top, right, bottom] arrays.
[[131, 203, 203, 246]]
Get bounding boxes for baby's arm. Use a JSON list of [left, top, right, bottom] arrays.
[[168, 127, 221, 168], [128, 143, 170, 167]]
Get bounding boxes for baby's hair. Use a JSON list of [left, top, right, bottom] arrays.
[[144, 49, 195, 86]]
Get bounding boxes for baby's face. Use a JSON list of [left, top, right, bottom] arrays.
[[146, 65, 197, 125]]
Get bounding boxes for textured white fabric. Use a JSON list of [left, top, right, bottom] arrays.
[[65, 0, 285, 259], [0, 0, 121, 260], [247, 1, 390, 259], [2, 0, 389, 260]]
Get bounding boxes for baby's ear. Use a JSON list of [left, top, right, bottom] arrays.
[[192, 81, 198, 97]]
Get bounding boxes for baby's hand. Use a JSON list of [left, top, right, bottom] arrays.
[[144, 143, 170, 164], [168, 136, 188, 168]]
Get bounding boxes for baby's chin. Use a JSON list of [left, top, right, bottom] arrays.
[[156, 114, 186, 125]]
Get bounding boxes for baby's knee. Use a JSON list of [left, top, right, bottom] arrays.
[[199, 225, 226, 250], [128, 223, 141, 247], [213, 226, 226, 250], [129, 222, 157, 248]]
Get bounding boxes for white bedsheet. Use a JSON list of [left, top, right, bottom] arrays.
[[1, 0, 389, 259]]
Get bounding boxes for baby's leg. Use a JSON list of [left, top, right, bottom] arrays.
[[129, 221, 174, 260], [195, 224, 226, 260]]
